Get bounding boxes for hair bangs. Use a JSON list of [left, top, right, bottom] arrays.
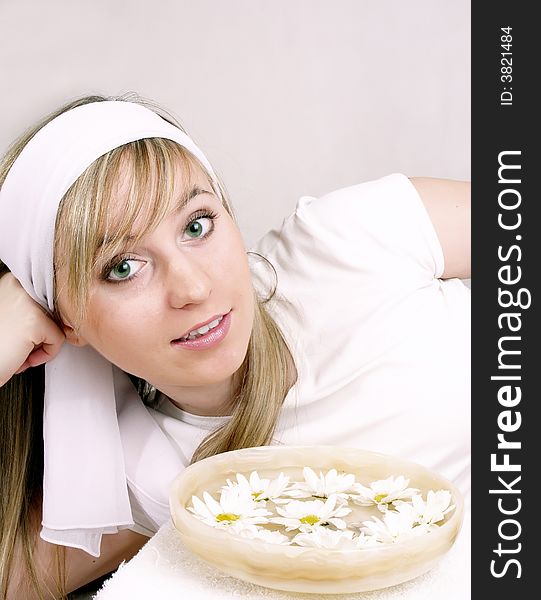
[[55, 138, 212, 324]]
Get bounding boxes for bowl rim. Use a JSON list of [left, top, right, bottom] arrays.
[[169, 444, 465, 559]]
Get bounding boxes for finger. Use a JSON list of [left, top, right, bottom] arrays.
[[26, 347, 52, 368], [32, 320, 66, 358], [26, 339, 64, 368], [14, 361, 30, 374]]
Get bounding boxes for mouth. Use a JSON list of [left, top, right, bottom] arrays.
[[171, 310, 232, 349]]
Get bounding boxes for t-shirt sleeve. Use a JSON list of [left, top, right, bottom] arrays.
[[297, 173, 444, 283], [253, 173, 445, 297], [251, 173, 447, 365]]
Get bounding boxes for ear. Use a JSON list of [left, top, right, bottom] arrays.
[[61, 322, 89, 347]]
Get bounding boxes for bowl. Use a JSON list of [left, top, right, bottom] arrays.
[[169, 445, 464, 594]]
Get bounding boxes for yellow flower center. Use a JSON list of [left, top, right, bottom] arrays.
[[374, 493, 388, 503], [300, 514, 320, 526], [252, 491, 262, 500], [215, 513, 240, 523]]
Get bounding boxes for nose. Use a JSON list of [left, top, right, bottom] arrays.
[[164, 255, 212, 308]]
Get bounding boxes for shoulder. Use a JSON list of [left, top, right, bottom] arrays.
[[252, 173, 445, 284]]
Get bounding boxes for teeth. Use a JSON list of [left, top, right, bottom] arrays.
[[179, 315, 224, 341], [207, 317, 221, 330]]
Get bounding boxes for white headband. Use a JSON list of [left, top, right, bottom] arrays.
[[0, 100, 216, 555]]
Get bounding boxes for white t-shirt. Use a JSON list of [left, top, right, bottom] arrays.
[[131, 173, 470, 536]]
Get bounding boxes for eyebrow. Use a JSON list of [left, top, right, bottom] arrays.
[[178, 185, 213, 210], [96, 185, 213, 253]]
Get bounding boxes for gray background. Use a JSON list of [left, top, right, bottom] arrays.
[[0, 3, 470, 595], [0, 0, 470, 248]]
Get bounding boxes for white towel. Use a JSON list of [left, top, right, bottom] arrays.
[[93, 511, 471, 600]]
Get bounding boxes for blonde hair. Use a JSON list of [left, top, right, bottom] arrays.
[[0, 95, 296, 598]]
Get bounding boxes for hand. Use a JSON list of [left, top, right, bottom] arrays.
[[0, 273, 65, 387]]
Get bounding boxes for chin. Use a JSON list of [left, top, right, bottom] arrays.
[[210, 343, 250, 381], [207, 351, 247, 382]]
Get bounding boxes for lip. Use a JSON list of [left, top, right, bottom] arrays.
[[177, 313, 228, 340], [171, 310, 232, 351]]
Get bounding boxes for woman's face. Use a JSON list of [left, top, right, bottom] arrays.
[[56, 161, 255, 412]]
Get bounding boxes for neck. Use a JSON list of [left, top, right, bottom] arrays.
[[157, 367, 245, 417]]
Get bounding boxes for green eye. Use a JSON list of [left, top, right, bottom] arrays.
[[103, 257, 144, 283], [182, 210, 217, 241], [110, 260, 131, 279], [186, 219, 204, 238], [107, 259, 141, 282]]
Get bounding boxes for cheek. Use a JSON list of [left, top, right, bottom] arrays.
[[209, 226, 254, 331], [81, 302, 159, 376], [215, 225, 250, 279], [83, 292, 156, 351]]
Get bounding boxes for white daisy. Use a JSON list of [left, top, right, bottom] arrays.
[[351, 475, 419, 512], [409, 490, 455, 526], [361, 504, 429, 544], [224, 471, 293, 503], [289, 467, 357, 502], [270, 495, 351, 532], [293, 527, 381, 549], [293, 527, 357, 549], [237, 525, 291, 545], [188, 486, 272, 529]]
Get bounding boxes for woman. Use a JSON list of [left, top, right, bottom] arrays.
[[0, 95, 470, 598]]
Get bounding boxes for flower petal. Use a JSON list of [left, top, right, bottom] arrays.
[[202, 491, 223, 516]]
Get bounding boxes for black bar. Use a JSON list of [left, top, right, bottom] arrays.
[[472, 2, 538, 596]]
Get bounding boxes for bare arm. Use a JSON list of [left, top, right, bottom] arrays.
[[8, 521, 148, 599], [409, 177, 471, 280]]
